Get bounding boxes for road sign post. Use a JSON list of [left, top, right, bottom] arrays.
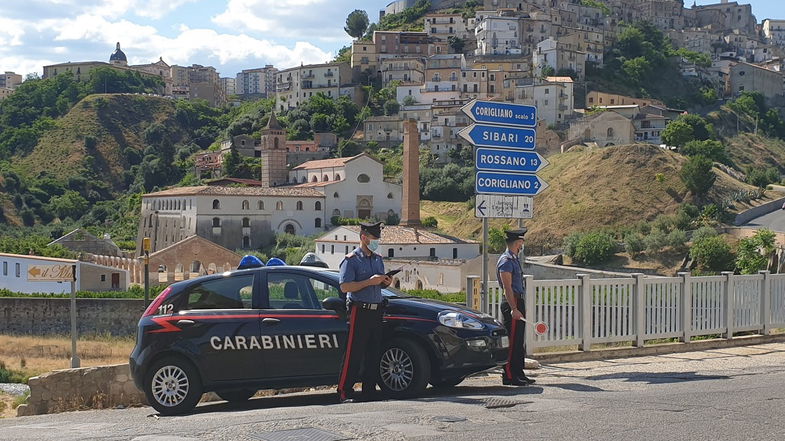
[[461, 100, 549, 314], [70, 264, 79, 368]]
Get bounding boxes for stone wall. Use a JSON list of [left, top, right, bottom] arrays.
[[17, 363, 146, 416], [734, 197, 785, 226], [0, 298, 144, 336]]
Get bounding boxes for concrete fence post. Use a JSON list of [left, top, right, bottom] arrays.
[[578, 274, 592, 351], [632, 273, 645, 347], [760, 270, 771, 335], [679, 272, 692, 343], [723, 271, 734, 339], [524, 275, 535, 357], [466, 275, 479, 310]]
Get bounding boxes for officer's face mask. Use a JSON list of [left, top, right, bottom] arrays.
[[368, 239, 380, 252]]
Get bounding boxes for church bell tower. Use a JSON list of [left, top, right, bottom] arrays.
[[260, 112, 288, 187]]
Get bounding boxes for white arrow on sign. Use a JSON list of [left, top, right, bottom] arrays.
[[475, 194, 534, 219]]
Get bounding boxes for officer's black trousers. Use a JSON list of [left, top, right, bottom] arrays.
[[338, 304, 383, 399], [501, 298, 526, 381]]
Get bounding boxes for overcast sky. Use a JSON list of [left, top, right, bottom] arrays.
[[0, 0, 781, 79]]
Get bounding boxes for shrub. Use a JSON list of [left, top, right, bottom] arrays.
[[403, 289, 465, 304], [644, 229, 668, 254], [691, 226, 718, 243], [690, 236, 734, 273], [573, 232, 616, 265], [563, 232, 583, 258], [624, 233, 645, 257], [651, 214, 675, 233], [421, 216, 438, 228], [667, 229, 688, 252], [735, 229, 776, 274]]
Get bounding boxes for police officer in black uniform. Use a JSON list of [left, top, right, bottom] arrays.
[[337, 221, 392, 402], [497, 228, 535, 386]]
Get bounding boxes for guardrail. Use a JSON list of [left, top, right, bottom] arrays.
[[469, 271, 785, 356]]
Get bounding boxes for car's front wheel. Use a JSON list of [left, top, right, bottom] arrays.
[[144, 356, 203, 415], [378, 338, 430, 397]]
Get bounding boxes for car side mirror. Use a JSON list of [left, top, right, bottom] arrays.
[[322, 297, 347, 319]]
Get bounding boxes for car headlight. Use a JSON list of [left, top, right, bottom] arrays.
[[437, 311, 484, 330]]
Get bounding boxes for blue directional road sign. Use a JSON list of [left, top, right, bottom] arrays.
[[458, 124, 536, 150], [475, 148, 549, 174], [475, 171, 549, 196], [461, 100, 537, 128]]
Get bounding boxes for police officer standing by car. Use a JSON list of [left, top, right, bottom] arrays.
[[497, 228, 535, 386], [337, 221, 392, 402]]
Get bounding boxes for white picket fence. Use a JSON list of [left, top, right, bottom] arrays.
[[469, 271, 785, 356]]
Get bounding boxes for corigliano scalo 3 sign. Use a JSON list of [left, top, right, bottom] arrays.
[[461, 99, 537, 127]]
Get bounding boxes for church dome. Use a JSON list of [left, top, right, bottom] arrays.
[[110, 42, 127, 63]]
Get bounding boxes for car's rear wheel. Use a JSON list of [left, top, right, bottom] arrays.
[[144, 356, 203, 415], [217, 389, 256, 403], [430, 376, 464, 389], [379, 338, 430, 397]]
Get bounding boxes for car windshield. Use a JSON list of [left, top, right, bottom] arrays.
[[318, 269, 411, 298]]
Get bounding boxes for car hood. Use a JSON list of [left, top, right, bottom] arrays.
[[387, 297, 499, 324]]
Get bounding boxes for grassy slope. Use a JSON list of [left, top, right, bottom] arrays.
[[14, 94, 182, 191], [422, 144, 762, 251], [724, 133, 785, 174]]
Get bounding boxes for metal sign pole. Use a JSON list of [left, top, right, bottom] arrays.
[[70, 264, 80, 368], [481, 217, 489, 313]]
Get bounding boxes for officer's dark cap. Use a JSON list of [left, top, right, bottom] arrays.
[[360, 221, 383, 238], [505, 228, 527, 242]]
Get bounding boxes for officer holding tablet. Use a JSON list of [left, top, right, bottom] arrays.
[[337, 221, 391, 402]]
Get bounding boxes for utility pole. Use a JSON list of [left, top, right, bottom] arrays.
[[143, 237, 151, 306]]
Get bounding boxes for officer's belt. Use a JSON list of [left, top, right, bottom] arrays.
[[352, 301, 381, 310]]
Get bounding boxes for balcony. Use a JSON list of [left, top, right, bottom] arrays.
[[324, 71, 334, 77], [302, 72, 315, 79]]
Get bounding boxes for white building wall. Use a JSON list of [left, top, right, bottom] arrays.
[[0, 255, 128, 294]]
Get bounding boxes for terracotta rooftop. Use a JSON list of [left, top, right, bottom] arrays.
[[205, 178, 266, 186], [546, 76, 574, 83], [143, 186, 323, 198], [318, 226, 478, 245], [291, 153, 367, 170]]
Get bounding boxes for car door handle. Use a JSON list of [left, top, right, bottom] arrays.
[[262, 318, 281, 326], [176, 319, 196, 327]]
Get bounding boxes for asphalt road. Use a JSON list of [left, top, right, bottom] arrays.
[[743, 206, 785, 232], [3, 343, 785, 441]]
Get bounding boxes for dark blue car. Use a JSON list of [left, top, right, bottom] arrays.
[[130, 265, 509, 415]]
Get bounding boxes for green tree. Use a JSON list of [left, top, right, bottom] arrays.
[[690, 236, 734, 273], [681, 139, 729, 164], [662, 119, 694, 147], [223, 147, 242, 177], [384, 99, 400, 116], [488, 225, 510, 253], [622, 57, 651, 84], [402, 95, 418, 106], [345, 9, 370, 39], [680, 155, 716, 198], [448, 36, 465, 53], [735, 229, 776, 274], [49, 190, 89, 220], [624, 233, 645, 257]]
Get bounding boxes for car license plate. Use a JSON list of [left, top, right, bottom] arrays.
[[500, 336, 509, 348]]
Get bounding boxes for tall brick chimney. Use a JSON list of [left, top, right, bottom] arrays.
[[401, 119, 421, 226]]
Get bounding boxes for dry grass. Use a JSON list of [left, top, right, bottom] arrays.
[[0, 334, 135, 379], [422, 144, 769, 253]]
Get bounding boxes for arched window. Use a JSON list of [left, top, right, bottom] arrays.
[[333, 209, 341, 217], [285, 224, 296, 235], [242, 217, 250, 227], [357, 173, 370, 183], [274, 138, 279, 149], [296, 201, 303, 211], [315, 218, 322, 228], [315, 201, 322, 211], [323, 174, 329, 182], [301, 176, 307, 183], [242, 200, 250, 210], [258, 200, 264, 210], [276, 201, 283, 210], [212, 199, 220, 209], [335, 174, 342, 180], [387, 193, 394, 199], [607, 127, 614, 138], [242, 236, 250, 248], [311, 175, 318, 183], [212, 217, 221, 227], [333, 192, 339, 198]]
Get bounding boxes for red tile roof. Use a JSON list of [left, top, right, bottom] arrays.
[[143, 186, 323, 198], [318, 226, 478, 245], [292, 153, 368, 170]]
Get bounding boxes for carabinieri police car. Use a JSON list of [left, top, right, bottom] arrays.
[[130, 264, 509, 415]]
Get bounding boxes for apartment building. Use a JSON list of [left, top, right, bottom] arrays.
[[424, 13, 470, 41], [0, 72, 23, 89], [763, 19, 785, 47], [475, 13, 523, 56], [236, 65, 278, 98], [512, 76, 574, 126], [275, 62, 352, 111], [533, 37, 588, 80], [379, 56, 425, 87]]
